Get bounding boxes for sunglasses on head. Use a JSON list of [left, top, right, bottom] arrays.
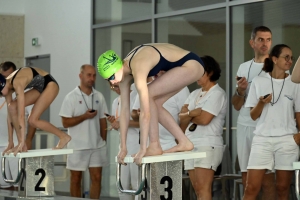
[[107, 74, 115, 81]]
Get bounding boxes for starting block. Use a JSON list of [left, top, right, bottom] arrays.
[[116, 151, 206, 200], [1, 148, 73, 198], [293, 162, 300, 200]]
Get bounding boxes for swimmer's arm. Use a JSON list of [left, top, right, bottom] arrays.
[[5, 95, 14, 146], [15, 87, 26, 143], [119, 76, 132, 151], [134, 76, 150, 152], [131, 56, 154, 152], [99, 118, 107, 141], [6, 114, 14, 144], [191, 109, 214, 126], [291, 56, 300, 83]]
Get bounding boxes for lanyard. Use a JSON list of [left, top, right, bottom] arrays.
[[270, 74, 285, 106], [247, 58, 262, 83], [78, 86, 93, 110]]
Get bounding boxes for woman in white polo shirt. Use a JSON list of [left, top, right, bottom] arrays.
[[179, 56, 227, 199], [244, 44, 300, 199]]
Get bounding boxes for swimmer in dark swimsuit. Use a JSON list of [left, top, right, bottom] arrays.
[[97, 43, 205, 165], [0, 67, 71, 156]]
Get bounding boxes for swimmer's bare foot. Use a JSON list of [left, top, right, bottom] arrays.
[[131, 147, 163, 157], [145, 141, 163, 156], [22, 143, 28, 152], [163, 139, 193, 153], [53, 134, 71, 149], [133, 141, 163, 165]]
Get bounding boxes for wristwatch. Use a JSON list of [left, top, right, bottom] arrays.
[[236, 88, 246, 97]]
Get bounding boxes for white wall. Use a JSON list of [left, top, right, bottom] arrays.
[[0, 0, 25, 15], [24, 0, 92, 126]]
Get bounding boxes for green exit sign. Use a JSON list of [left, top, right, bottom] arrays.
[[32, 38, 39, 46]]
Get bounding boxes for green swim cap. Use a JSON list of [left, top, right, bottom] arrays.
[[97, 50, 123, 79]]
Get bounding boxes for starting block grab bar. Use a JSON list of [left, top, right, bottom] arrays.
[[116, 151, 206, 199], [1, 158, 22, 184], [117, 163, 147, 195], [1, 149, 73, 198]]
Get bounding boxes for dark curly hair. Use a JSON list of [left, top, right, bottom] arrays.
[[200, 55, 221, 82], [262, 44, 291, 72]]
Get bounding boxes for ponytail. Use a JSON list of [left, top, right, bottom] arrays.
[[262, 57, 274, 72]]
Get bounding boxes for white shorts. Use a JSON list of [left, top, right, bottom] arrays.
[[236, 124, 255, 172], [184, 146, 224, 171], [67, 146, 108, 171], [0, 146, 18, 188], [248, 135, 299, 171]]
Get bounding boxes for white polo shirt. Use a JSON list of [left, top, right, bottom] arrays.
[[59, 87, 108, 150], [245, 74, 300, 137], [236, 59, 267, 127], [132, 87, 190, 150], [185, 84, 227, 147]]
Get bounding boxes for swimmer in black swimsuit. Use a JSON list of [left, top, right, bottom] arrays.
[[0, 67, 71, 156], [97, 43, 205, 165]]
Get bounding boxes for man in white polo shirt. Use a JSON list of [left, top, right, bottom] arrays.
[[59, 64, 108, 199], [231, 26, 275, 199]]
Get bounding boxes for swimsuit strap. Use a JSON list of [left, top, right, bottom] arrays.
[[143, 44, 163, 57], [125, 44, 144, 69], [126, 44, 163, 69], [11, 67, 23, 86], [29, 67, 39, 77]]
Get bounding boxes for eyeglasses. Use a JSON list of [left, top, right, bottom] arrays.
[[279, 55, 294, 62], [107, 74, 115, 81]]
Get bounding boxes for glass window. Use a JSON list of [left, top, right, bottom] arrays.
[[157, 8, 226, 93], [156, 0, 225, 14], [93, 20, 151, 196], [94, 0, 152, 24], [231, 0, 300, 166]]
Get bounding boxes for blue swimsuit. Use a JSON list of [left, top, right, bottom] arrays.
[[125, 44, 205, 77]]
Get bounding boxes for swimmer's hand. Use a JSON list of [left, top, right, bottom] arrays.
[[133, 149, 146, 165], [2, 142, 14, 156], [7, 142, 27, 156], [117, 148, 128, 165]]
